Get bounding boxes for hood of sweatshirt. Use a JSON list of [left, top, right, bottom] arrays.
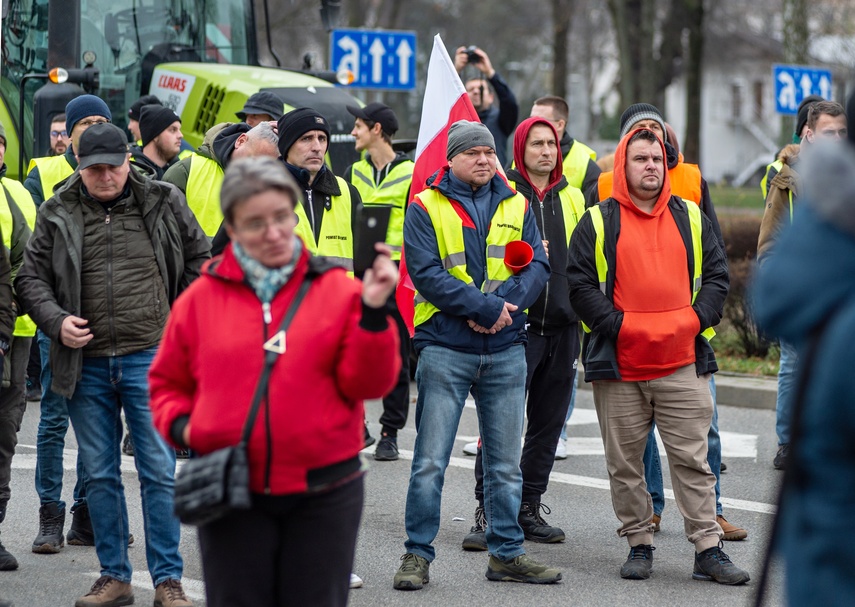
[[612, 128, 672, 218], [512, 117, 564, 200]]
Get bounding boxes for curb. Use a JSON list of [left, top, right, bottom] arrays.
[[577, 370, 777, 410]]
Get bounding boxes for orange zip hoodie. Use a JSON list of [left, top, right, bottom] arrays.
[[611, 129, 699, 381]]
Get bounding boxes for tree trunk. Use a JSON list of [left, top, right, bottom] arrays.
[[683, 0, 704, 163], [551, 0, 574, 99]]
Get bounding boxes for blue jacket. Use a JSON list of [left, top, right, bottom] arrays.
[[752, 142, 855, 607], [403, 167, 549, 355]]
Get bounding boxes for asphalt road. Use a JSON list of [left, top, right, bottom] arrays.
[[0, 385, 786, 606]]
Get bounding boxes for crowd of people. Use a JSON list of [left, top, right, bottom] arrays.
[[0, 41, 849, 607]]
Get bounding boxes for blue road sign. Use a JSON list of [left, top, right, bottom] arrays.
[[331, 29, 417, 91], [774, 64, 833, 115]]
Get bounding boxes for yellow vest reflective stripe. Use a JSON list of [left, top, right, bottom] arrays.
[[509, 181, 585, 248], [27, 156, 75, 201], [184, 154, 225, 237], [0, 178, 37, 336], [412, 189, 525, 327], [760, 159, 783, 200], [563, 140, 597, 190], [582, 200, 714, 340], [293, 176, 354, 272], [350, 159, 413, 261]]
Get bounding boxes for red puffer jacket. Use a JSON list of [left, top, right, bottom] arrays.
[[149, 244, 400, 495]]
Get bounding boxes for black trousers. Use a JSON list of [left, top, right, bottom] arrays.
[[378, 298, 411, 433], [0, 336, 32, 506], [475, 324, 579, 503], [198, 474, 364, 607]]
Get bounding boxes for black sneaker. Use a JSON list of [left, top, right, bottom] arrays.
[[32, 503, 65, 554], [66, 504, 95, 546], [693, 543, 750, 585], [720, 462, 728, 472], [364, 423, 376, 449], [122, 432, 135, 457], [25, 378, 41, 402], [374, 434, 399, 461], [462, 505, 487, 551], [620, 544, 654, 580], [519, 501, 565, 543], [773, 444, 789, 470], [0, 538, 18, 571]]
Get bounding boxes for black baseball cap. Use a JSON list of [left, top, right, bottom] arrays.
[[347, 102, 399, 135], [77, 123, 130, 170]]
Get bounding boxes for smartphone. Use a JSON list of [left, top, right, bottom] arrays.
[[353, 204, 392, 275]]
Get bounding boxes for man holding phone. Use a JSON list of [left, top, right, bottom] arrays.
[[344, 103, 414, 461]]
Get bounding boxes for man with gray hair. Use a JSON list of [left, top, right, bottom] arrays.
[[16, 122, 210, 606], [393, 120, 556, 590], [162, 121, 279, 254]]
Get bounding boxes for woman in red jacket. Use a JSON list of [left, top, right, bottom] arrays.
[[148, 156, 400, 607]]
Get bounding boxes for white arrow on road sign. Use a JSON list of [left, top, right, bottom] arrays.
[[799, 73, 813, 100], [777, 71, 796, 111], [336, 35, 361, 81], [819, 75, 832, 99], [396, 39, 413, 86], [369, 38, 385, 83]]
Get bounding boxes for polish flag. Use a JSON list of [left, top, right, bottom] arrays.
[[396, 34, 480, 336]]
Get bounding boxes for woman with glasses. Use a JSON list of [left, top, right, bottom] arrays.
[[149, 157, 401, 607]]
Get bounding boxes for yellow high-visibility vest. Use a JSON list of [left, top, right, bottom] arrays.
[[0, 178, 37, 336], [583, 199, 714, 341], [412, 188, 527, 327], [27, 155, 74, 201], [294, 176, 354, 272], [563, 140, 597, 190], [184, 154, 225, 237], [350, 158, 413, 261]]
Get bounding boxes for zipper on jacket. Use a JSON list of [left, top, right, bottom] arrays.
[[536, 196, 549, 336], [261, 300, 273, 494], [106, 210, 118, 356]]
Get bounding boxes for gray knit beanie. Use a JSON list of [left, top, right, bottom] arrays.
[[446, 120, 495, 160], [619, 103, 667, 142]]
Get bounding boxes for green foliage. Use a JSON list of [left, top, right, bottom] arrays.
[[598, 111, 621, 140], [709, 186, 763, 210]]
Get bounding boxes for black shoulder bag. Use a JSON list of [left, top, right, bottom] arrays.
[[173, 276, 314, 526]]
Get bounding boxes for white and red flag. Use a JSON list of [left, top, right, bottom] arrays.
[[396, 34, 480, 335]]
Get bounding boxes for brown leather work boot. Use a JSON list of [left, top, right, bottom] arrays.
[[154, 578, 193, 607], [717, 515, 748, 541], [652, 514, 661, 532], [74, 576, 134, 607]]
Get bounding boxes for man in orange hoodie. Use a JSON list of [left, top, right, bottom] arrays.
[[567, 128, 748, 585]]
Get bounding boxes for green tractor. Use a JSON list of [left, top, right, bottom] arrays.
[[1, 0, 360, 180]]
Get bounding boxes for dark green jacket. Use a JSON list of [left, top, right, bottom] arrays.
[[15, 167, 211, 397]]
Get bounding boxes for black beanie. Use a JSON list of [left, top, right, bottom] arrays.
[[140, 105, 181, 147], [128, 95, 162, 122], [794, 94, 824, 142], [277, 108, 330, 158]]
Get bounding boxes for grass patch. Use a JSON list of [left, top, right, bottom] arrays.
[[709, 185, 764, 211], [714, 322, 779, 377]]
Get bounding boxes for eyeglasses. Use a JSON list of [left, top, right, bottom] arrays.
[[50, 130, 68, 138], [76, 119, 110, 129], [236, 213, 294, 236]]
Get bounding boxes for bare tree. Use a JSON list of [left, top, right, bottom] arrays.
[[551, 0, 575, 99]]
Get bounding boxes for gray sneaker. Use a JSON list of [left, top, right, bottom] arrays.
[[485, 554, 562, 584], [620, 544, 654, 580], [693, 543, 750, 585], [393, 553, 430, 591]]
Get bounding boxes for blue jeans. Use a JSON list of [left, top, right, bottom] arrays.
[[35, 330, 87, 510], [405, 345, 526, 562], [66, 347, 183, 586], [776, 340, 798, 446], [644, 375, 722, 516]]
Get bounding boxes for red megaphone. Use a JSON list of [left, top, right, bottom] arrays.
[[504, 240, 533, 274]]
